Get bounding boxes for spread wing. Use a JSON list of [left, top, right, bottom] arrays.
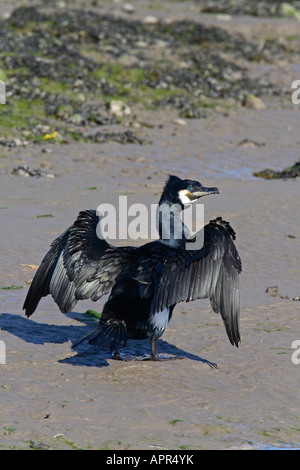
[[23, 209, 137, 316], [138, 218, 242, 346]]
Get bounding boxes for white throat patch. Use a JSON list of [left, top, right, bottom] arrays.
[[178, 189, 197, 205]]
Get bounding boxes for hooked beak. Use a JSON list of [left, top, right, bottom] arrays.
[[187, 185, 220, 201]]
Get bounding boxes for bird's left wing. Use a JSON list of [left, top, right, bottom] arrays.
[[137, 218, 242, 346]]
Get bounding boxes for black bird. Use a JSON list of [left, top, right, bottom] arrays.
[[23, 175, 242, 360]]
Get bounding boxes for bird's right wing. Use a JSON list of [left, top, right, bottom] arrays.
[[138, 218, 242, 346], [23, 209, 137, 316]]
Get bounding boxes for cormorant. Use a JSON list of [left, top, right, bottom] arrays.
[[23, 175, 242, 360]]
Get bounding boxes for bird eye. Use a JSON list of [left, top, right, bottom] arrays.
[[187, 185, 193, 192]]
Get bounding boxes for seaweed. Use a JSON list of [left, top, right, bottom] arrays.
[[253, 161, 300, 179]]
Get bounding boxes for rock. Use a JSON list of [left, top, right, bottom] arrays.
[[69, 113, 85, 125], [73, 79, 84, 89], [131, 121, 141, 128], [0, 138, 28, 147], [41, 147, 54, 154], [265, 285, 290, 300], [173, 118, 187, 126], [135, 40, 148, 48], [13, 138, 25, 147], [266, 286, 278, 294], [280, 3, 300, 20], [122, 3, 135, 14], [56, 104, 74, 119], [238, 138, 266, 148], [118, 54, 139, 67], [77, 93, 86, 102], [143, 15, 158, 24], [243, 94, 266, 109], [88, 130, 146, 145], [109, 100, 131, 118], [216, 14, 232, 21], [253, 160, 300, 179], [12, 165, 56, 178]]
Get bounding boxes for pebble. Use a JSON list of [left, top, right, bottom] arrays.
[[243, 94, 266, 109], [143, 15, 158, 24], [131, 121, 141, 128], [118, 54, 139, 67], [265, 286, 278, 294], [135, 40, 148, 48], [69, 113, 85, 125], [238, 138, 266, 148], [122, 3, 135, 14], [13, 138, 24, 147], [84, 130, 146, 145], [109, 100, 131, 118], [280, 2, 300, 20], [77, 93, 86, 102], [216, 14, 232, 21], [41, 147, 54, 154], [12, 165, 56, 178], [173, 118, 187, 126], [0, 138, 29, 147]]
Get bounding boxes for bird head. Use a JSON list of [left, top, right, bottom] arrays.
[[159, 175, 219, 207]]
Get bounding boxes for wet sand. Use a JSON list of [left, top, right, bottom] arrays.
[[1, 2, 300, 451]]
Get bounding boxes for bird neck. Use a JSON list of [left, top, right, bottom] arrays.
[[157, 201, 190, 248]]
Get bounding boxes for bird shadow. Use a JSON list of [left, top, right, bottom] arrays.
[[0, 312, 218, 369]]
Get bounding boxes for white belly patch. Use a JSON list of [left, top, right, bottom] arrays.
[[151, 308, 170, 331]]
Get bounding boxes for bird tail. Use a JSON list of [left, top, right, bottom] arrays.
[[72, 320, 127, 352]]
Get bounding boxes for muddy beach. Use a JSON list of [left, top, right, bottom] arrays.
[[0, 1, 300, 450]]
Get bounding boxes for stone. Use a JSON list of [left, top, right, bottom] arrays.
[[122, 3, 135, 14], [173, 118, 187, 126], [41, 147, 54, 154], [243, 94, 266, 109], [143, 15, 158, 24], [109, 100, 131, 118], [280, 3, 300, 20]]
